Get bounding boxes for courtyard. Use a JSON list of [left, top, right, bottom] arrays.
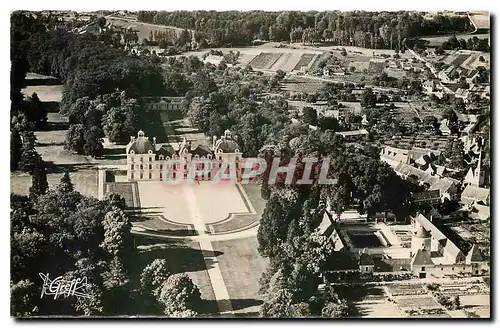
[[135, 180, 256, 235]]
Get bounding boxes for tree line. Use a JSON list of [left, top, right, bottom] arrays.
[[11, 11, 166, 158], [138, 11, 472, 49]]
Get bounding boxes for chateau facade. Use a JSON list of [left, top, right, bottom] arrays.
[[126, 130, 243, 181]]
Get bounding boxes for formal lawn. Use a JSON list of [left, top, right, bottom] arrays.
[[11, 169, 98, 199], [211, 237, 268, 316]]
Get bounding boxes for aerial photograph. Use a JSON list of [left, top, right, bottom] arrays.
[[10, 8, 490, 319]]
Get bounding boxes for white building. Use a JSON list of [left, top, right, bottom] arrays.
[[126, 129, 243, 181]]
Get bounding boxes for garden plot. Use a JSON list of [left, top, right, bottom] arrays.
[[292, 53, 316, 71], [282, 76, 324, 93], [386, 284, 427, 296], [450, 54, 470, 67], [394, 295, 441, 310], [248, 52, 283, 70], [269, 52, 302, 72]]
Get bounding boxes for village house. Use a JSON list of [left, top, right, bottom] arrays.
[[461, 185, 489, 207], [391, 162, 460, 201]]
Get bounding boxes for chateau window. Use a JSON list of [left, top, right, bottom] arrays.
[[149, 164, 152, 170], [140, 173, 143, 179], [140, 157, 143, 162], [140, 164, 143, 170], [149, 157, 152, 162], [160, 164, 163, 170], [421, 267, 425, 272], [131, 164, 134, 170], [149, 172, 152, 179], [160, 172, 163, 180], [159, 155, 164, 160], [173, 172, 176, 179], [131, 157, 135, 162], [131, 173, 134, 179]]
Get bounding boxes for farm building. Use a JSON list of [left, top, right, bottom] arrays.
[[409, 214, 487, 278]]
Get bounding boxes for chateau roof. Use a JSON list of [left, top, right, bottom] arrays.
[[191, 144, 212, 157], [214, 130, 241, 154], [466, 244, 483, 263], [214, 139, 240, 153], [127, 131, 155, 154], [359, 253, 375, 266], [414, 214, 446, 241], [156, 144, 176, 158], [415, 226, 431, 238], [411, 249, 434, 266]]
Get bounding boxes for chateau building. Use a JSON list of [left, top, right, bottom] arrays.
[[126, 129, 243, 181]]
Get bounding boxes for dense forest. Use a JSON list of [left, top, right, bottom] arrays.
[[11, 12, 166, 160], [137, 11, 473, 49]]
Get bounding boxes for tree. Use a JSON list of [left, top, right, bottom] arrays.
[[447, 139, 467, 171], [83, 126, 104, 157], [25, 93, 47, 130], [302, 107, 318, 126], [257, 190, 300, 257], [140, 259, 171, 298], [321, 301, 349, 317], [442, 108, 459, 134], [361, 88, 377, 108], [70, 258, 105, 316], [288, 302, 312, 317], [29, 162, 48, 198], [435, 46, 445, 55], [453, 295, 460, 309], [104, 193, 127, 210], [11, 129, 23, 171], [97, 16, 107, 28], [457, 77, 469, 89], [318, 116, 340, 131], [101, 208, 132, 259], [18, 131, 42, 174], [10, 280, 40, 317], [57, 171, 74, 193], [65, 124, 85, 153], [260, 269, 294, 318], [158, 273, 201, 317]]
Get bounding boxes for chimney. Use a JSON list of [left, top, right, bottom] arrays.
[[212, 136, 217, 149], [130, 136, 135, 142], [152, 137, 156, 149]]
